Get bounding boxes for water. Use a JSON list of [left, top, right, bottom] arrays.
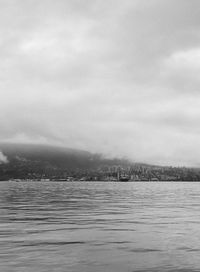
[[1, 181, 200, 272]]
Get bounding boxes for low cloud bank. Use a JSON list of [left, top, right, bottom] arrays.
[[0, 151, 8, 164]]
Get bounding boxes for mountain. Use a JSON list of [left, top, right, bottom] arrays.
[[0, 143, 130, 180], [1, 143, 199, 181]]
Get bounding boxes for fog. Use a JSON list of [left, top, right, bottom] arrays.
[[0, 0, 200, 166]]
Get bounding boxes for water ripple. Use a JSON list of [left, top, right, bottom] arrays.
[[1, 181, 200, 272]]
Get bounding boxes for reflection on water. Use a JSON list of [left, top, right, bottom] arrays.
[[1, 181, 200, 272]]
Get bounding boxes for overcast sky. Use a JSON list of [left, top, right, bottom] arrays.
[[1, 0, 200, 166]]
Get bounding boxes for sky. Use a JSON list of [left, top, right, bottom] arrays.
[[1, 0, 200, 166]]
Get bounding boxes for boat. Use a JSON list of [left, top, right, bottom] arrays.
[[119, 174, 130, 182]]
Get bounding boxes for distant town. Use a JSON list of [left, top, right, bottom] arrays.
[[1, 143, 200, 182], [5, 164, 200, 182]]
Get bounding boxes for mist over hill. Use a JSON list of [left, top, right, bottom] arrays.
[[0, 143, 200, 181], [0, 142, 130, 167], [0, 143, 131, 180]]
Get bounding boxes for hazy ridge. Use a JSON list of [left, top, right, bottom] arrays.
[[0, 143, 131, 180], [0, 143, 200, 181]]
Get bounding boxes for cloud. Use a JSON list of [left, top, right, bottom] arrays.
[[161, 48, 200, 92], [0, 0, 200, 166], [0, 151, 8, 164]]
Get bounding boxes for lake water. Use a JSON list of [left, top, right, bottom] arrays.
[[1, 181, 200, 272]]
